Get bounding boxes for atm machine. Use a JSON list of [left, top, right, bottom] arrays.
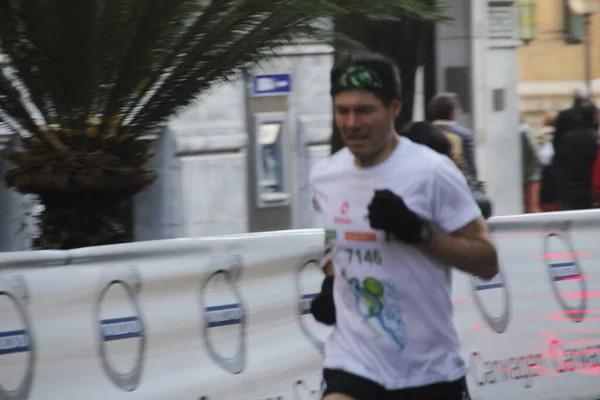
[[245, 73, 294, 232]]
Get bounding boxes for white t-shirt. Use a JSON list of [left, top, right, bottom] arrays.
[[310, 137, 481, 390]]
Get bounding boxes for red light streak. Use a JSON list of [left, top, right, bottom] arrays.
[[540, 252, 593, 259]]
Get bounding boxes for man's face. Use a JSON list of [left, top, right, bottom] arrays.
[[334, 90, 401, 159]]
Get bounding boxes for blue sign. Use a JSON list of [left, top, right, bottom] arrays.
[[252, 74, 292, 96]]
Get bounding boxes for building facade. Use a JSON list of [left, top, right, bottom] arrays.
[[517, 0, 600, 123]]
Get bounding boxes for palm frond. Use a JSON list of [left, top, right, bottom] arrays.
[[122, 0, 449, 134], [94, 0, 199, 137], [0, 62, 38, 136], [0, 0, 448, 147]]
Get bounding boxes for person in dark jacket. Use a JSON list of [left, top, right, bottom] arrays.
[[428, 92, 478, 179], [557, 102, 599, 210], [553, 89, 588, 155], [553, 89, 590, 207]]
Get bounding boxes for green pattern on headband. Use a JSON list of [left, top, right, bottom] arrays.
[[337, 65, 383, 90]]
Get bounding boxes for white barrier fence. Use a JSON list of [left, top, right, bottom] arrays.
[[1, 210, 600, 400]]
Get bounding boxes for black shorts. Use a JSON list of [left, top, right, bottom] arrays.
[[322, 368, 471, 400]]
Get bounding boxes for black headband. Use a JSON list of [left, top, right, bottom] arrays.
[[331, 65, 382, 93], [330, 63, 399, 103]]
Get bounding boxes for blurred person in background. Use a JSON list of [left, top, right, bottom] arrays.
[[557, 101, 599, 210], [537, 112, 559, 212], [553, 88, 590, 206], [553, 90, 586, 150], [403, 121, 450, 156], [520, 117, 542, 213], [591, 136, 600, 207], [591, 131, 600, 207], [404, 121, 492, 219], [428, 93, 478, 179]]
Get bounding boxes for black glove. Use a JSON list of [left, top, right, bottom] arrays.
[[367, 189, 432, 244], [310, 275, 336, 326]]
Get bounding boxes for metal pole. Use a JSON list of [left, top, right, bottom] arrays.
[[584, 12, 592, 95]]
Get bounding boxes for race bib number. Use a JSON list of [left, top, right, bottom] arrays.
[[343, 247, 383, 267]]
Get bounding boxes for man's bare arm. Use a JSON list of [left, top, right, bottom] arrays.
[[421, 217, 498, 279]]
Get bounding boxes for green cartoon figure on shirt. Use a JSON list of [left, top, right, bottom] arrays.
[[341, 269, 405, 350]]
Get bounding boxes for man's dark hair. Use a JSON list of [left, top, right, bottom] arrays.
[[330, 51, 401, 106], [404, 121, 451, 156], [427, 93, 461, 121]]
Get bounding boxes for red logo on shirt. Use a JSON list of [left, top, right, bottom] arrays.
[[340, 201, 350, 215], [335, 201, 352, 224]]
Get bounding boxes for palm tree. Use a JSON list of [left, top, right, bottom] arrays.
[[0, 0, 446, 250]]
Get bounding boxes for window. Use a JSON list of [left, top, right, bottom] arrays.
[[564, 0, 586, 43], [515, 1, 537, 42]]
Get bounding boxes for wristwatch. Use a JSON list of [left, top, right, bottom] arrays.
[[419, 222, 434, 244]]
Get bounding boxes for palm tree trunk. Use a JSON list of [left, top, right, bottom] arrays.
[[4, 134, 155, 250], [34, 191, 133, 249]]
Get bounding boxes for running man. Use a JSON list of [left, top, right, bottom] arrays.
[[309, 52, 499, 400]]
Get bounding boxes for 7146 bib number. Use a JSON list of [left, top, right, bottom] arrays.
[[345, 248, 383, 266]]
